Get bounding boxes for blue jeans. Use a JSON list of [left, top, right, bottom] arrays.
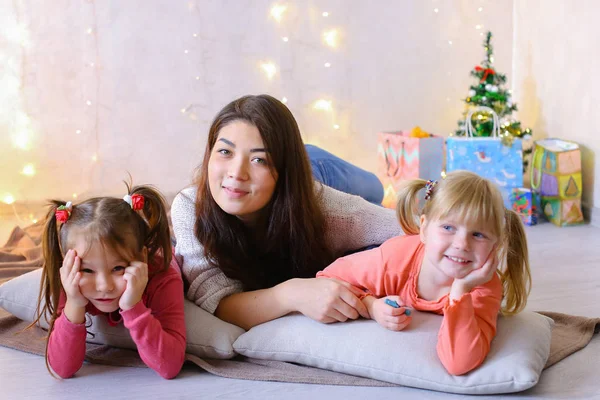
[[306, 145, 383, 205]]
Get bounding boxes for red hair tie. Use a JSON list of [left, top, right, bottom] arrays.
[[55, 201, 73, 223], [123, 194, 145, 211]]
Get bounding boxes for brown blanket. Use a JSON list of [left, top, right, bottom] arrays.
[[1, 223, 599, 385]]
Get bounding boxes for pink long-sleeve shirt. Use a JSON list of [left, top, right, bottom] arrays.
[[47, 256, 187, 379], [317, 234, 502, 375]]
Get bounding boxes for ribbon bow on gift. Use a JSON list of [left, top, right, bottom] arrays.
[[474, 65, 495, 83]]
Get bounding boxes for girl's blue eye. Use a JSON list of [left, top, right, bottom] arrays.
[[81, 268, 94, 274], [442, 225, 454, 231], [473, 232, 487, 239], [113, 266, 126, 273]]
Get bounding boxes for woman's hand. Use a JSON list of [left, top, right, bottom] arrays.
[[363, 295, 412, 331], [60, 249, 88, 309], [285, 278, 370, 323], [119, 261, 149, 311], [450, 248, 499, 300]]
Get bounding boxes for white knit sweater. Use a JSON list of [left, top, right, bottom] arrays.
[[171, 183, 403, 314]]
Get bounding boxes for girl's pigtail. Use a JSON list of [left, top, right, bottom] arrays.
[[499, 209, 532, 315], [131, 185, 172, 273], [27, 200, 68, 378], [395, 179, 428, 235]]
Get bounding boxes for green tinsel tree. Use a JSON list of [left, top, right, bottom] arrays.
[[454, 31, 532, 171]]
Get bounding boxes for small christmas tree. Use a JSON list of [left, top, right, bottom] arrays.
[[454, 31, 532, 171]]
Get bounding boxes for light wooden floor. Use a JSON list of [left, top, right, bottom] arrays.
[[0, 220, 599, 399]]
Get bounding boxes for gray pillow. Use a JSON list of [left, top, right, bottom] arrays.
[[233, 311, 553, 394], [0, 268, 244, 359]]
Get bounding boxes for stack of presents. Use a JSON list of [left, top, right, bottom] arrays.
[[377, 107, 584, 227]]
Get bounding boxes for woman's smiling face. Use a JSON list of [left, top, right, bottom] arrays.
[[207, 120, 278, 225]]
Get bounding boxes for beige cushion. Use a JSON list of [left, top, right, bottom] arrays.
[[233, 311, 553, 394], [0, 268, 244, 359]]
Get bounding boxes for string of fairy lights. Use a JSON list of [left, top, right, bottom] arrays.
[[2, 1, 499, 223], [180, 4, 343, 134], [1, 0, 99, 223]]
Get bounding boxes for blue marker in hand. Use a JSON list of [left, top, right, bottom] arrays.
[[384, 299, 411, 316]]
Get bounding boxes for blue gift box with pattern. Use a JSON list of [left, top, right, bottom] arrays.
[[446, 137, 523, 207]]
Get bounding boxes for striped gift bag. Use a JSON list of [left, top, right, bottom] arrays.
[[377, 131, 444, 208]]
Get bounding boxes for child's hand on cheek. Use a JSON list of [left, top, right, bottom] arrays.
[[60, 249, 89, 308], [119, 261, 148, 311], [450, 247, 499, 300]]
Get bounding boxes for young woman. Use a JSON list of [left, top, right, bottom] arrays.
[[172, 94, 402, 330]]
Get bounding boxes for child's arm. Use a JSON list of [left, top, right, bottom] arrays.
[[436, 275, 502, 375], [120, 262, 186, 379], [47, 295, 87, 378], [316, 246, 388, 296]]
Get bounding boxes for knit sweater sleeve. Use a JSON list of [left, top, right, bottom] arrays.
[[171, 187, 243, 314], [318, 184, 403, 256]]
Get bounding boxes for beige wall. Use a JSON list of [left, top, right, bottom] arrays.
[[1, 0, 513, 205], [512, 0, 599, 221]]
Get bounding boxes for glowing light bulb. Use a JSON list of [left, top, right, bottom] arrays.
[[86, 100, 92, 106], [86, 27, 93, 35], [32, 219, 38, 223], [92, 154, 98, 162], [282, 36, 289, 42], [333, 124, 340, 130], [193, 33, 198, 37], [475, 24, 482, 30], [73, 193, 78, 199], [21, 164, 35, 176], [478, 7, 483, 11], [441, 171, 447, 178], [323, 29, 338, 47], [13, 131, 30, 150], [184, 49, 189, 54], [5, 23, 31, 47], [324, 62, 331, 68], [76, 129, 81, 134], [195, 76, 200, 80], [2, 195, 15, 205], [180, 108, 186, 113], [448, 40, 453, 45], [270, 5, 287, 22], [322, 11, 329, 17], [281, 97, 288, 104], [261, 62, 277, 79], [313, 99, 332, 111], [434, 8, 439, 13]]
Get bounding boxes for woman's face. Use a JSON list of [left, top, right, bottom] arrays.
[[208, 120, 278, 225]]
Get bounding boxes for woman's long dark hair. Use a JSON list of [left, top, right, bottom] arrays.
[[194, 94, 333, 290]]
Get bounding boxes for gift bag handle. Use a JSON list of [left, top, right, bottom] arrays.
[[530, 143, 543, 190], [384, 138, 404, 178], [465, 106, 500, 138]]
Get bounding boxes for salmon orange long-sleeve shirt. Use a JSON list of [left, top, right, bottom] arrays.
[[47, 256, 187, 379], [317, 234, 502, 375]]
